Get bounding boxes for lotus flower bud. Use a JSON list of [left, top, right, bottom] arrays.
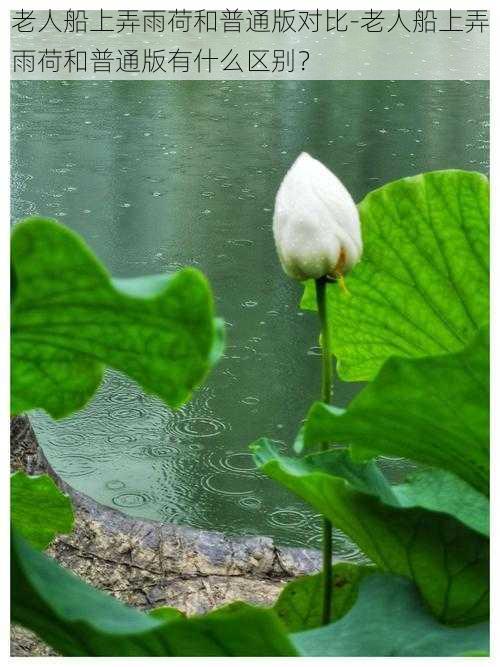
[[272, 152, 362, 281]]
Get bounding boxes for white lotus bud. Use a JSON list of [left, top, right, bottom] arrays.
[[272, 153, 362, 281]]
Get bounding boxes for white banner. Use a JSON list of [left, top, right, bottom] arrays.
[[10, 9, 490, 80]]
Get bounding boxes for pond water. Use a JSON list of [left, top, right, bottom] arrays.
[[11, 80, 489, 552]]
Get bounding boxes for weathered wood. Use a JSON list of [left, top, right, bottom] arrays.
[[10, 415, 321, 656]]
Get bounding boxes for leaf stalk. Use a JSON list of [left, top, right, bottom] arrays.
[[315, 276, 334, 626]]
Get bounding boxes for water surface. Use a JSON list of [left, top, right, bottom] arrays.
[[11, 80, 489, 550]]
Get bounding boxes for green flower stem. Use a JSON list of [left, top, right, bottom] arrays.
[[315, 276, 333, 626]]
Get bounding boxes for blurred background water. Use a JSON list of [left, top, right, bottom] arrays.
[[11, 80, 489, 552]]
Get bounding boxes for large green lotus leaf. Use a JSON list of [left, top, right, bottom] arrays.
[[273, 562, 374, 632], [148, 607, 186, 622], [11, 472, 74, 550], [11, 531, 297, 657], [11, 218, 223, 419], [252, 440, 489, 625], [387, 468, 488, 537], [11, 531, 488, 657], [304, 325, 489, 497], [301, 170, 489, 381], [292, 574, 489, 657]]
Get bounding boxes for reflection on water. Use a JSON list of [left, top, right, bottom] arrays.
[[11, 80, 489, 550]]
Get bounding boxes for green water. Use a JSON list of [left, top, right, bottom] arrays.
[[11, 80, 489, 551]]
